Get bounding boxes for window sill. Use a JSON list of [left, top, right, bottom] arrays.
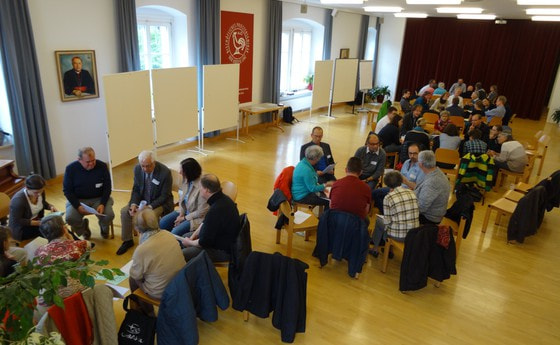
[[280, 90, 312, 101]]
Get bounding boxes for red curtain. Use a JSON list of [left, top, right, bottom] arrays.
[[396, 18, 560, 120]]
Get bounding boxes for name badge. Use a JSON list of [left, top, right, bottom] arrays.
[[370, 161, 377, 166], [327, 155, 332, 159], [152, 179, 160, 185], [409, 173, 416, 180], [95, 183, 103, 188]]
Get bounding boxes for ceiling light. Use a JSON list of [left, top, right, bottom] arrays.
[[364, 6, 403, 12], [526, 8, 560, 15], [518, 0, 560, 5], [437, 7, 483, 14], [457, 14, 496, 20], [320, 0, 363, 4], [395, 12, 429, 18], [407, 0, 461, 4], [532, 15, 560, 20]]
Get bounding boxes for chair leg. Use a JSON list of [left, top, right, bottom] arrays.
[[481, 206, 493, 233], [276, 229, 281, 244], [455, 234, 462, 258], [286, 232, 293, 257], [243, 310, 249, 322], [304, 231, 310, 241], [496, 211, 502, 225], [537, 154, 545, 176], [381, 240, 391, 273], [110, 221, 115, 239]]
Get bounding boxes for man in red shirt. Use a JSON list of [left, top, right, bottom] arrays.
[[329, 157, 371, 221]]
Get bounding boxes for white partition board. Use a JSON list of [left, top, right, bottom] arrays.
[[152, 67, 198, 147], [203, 64, 239, 133], [332, 59, 359, 103], [359, 60, 373, 91], [311, 60, 334, 111], [103, 71, 152, 167]]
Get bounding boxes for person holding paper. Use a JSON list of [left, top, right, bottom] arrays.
[[299, 127, 336, 184], [117, 150, 174, 255], [354, 133, 386, 191], [369, 171, 419, 258], [63, 147, 114, 240], [329, 157, 371, 221], [292, 145, 333, 208]]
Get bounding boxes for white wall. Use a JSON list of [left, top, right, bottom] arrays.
[[28, 0, 119, 174], [331, 11, 362, 59], [375, 16, 406, 102], [547, 67, 560, 123]]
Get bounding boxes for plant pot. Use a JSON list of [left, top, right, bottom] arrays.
[[376, 95, 385, 103], [307, 83, 313, 90]]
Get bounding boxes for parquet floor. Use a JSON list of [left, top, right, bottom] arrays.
[[44, 105, 560, 344]]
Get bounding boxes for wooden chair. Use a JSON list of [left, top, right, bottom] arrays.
[[221, 181, 238, 202], [524, 130, 543, 151], [0, 192, 9, 225], [502, 190, 525, 202], [448, 116, 465, 134], [514, 181, 532, 194], [370, 121, 377, 133], [526, 134, 551, 176], [495, 154, 536, 190], [381, 238, 405, 273], [392, 101, 402, 114], [509, 113, 517, 124], [481, 196, 518, 235], [422, 112, 439, 125], [385, 151, 399, 169], [276, 201, 318, 257], [440, 216, 467, 257], [488, 117, 503, 127], [435, 148, 460, 182], [132, 289, 161, 307]]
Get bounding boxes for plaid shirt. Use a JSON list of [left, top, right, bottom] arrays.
[[383, 187, 419, 239], [463, 139, 488, 156]]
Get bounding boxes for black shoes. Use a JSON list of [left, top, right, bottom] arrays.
[[116, 240, 134, 255], [82, 218, 91, 240]]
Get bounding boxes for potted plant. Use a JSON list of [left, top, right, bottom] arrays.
[[0, 253, 123, 342], [304, 74, 314, 90], [551, 108, 560, 124], [368, 86, 391, 103]]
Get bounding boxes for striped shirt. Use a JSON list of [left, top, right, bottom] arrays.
[[383, 187, 419, 239]]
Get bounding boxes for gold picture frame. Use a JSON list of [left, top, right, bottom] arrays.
[[339, 48, 350, 59], [55, 50, 99, 102]]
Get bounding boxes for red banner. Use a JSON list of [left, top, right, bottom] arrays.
[[221, 11, 253, 104]]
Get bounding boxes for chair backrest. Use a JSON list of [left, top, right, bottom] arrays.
[[171, 169, 182, 192], [392, 101, 402, 114], [0, 192, 10, 219], [221, 181, 238, 202], [440, 216, 466, 257], [423, 112, 439, 125], [538, 134, 551, 149], [488, 117, 502, 126], [522, 154, 537, 180], [278, 201, 294, 226], [448, 116, 464, 130], [435, 148, 460, 166], [370, 122, 377, 133]]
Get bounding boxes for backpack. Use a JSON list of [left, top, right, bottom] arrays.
[[282, 106, 298, 124]]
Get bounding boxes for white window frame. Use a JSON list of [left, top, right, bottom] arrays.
[[281, 26, 313, 94], [137, 15, 173, 70]]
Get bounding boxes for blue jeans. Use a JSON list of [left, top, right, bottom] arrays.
[[159, 211, 192, 236]]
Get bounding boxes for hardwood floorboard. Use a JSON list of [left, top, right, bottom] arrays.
[[43, 106, 560, 344]]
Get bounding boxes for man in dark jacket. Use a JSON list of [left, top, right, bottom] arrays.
[[300, 126, 336, 184]]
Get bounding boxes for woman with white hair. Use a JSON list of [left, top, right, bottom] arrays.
[[291, 145, 333, 207]]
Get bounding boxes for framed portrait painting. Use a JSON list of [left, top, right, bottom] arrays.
[[55, 50, 99, 102], [339, 48, 349, 59]]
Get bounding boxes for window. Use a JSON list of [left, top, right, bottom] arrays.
[[0, 55, 13, 139], [137, 18, 172, 70], [280, 28, 312, 93]]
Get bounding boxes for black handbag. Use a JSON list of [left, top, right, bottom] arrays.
[[118, 294, 157, 345]]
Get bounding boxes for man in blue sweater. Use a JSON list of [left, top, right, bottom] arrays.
[[63, 147, 114, 239]]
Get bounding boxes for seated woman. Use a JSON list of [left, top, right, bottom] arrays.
[[130, 209, 185, 300], [430, 92, 449, 113], [438, 123, 461, 150], [292, 145, 333, 207], [434, 111, 450, 133], [159, 158, 209, 236], [35, 214, 91, 299], [378, 114, 402, 153], [9, 174, 57, 241]]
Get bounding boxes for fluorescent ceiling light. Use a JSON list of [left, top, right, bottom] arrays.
[[532, 15, 560, 20], [518, 0, 560, 5], [526, 8, 560, 15], [457, 14, 496, 20], [395, 12, 429, 18], [364, 6, 403, 12], [407, 0, 461, 4], [321, 0, 363, 4], [437, 7, 483, 13]]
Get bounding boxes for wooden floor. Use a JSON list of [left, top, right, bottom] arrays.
[[44, 106, 560, 344]]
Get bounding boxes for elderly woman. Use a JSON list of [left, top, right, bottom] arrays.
[[130, 209, 185, 300], [9, 174, 57, 241], [159, 158, 209, 236], [291, 145, 333, 207]]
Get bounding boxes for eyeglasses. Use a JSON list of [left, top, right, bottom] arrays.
[[408, 152, 419, 155]]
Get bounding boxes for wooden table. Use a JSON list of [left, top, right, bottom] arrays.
[[239, 103, 284, 139], [0, 160, 24, 197]]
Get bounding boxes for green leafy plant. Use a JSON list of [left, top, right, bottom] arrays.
[[303, 74, 314, 85], [0, 253, 123, 342], [368, 85, 391, 100], [551, 108, 560, 124]]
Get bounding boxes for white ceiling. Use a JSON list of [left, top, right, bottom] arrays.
[[292, 0, 559, 20]]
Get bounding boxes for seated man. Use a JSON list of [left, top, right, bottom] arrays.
[[370, 171, 419, 258], [401, 104, 423, 136], [415, 150, 450, 225], [329, 157, 371, 222], [63, 147, 115, 239], [372, 143, 424, 214], [488, 132, 528, 178], [181, 174, 240, 262], [446, 96, 464, 117], [117, 150, 174, 255], [292, 145, 333, 207], [446, 87, 464, 108], [354, 133, 386, 190], [463, 128, 488, 156], [463, 114, 490, 143], [299, 126, 336, 184], [449, 78, 466, 95], [485, 95, 507, 123], [375, 106, 398, 134]]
